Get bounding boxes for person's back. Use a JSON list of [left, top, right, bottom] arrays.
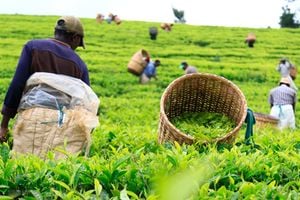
[[185, 66, 198, 74], [143, 61, 156, 78], [2, 16, 89, 120], [269, 84, 296, 106], [179, 61, 198, 74], [139, 59, 160, 84], [160, 23, 173, 31], [25, 39, 88, 82], [268, 77, 297, 130], [0, 16, 89, 144]]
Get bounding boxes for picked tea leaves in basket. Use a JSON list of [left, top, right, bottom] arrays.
[[171, 112, 236, 142]]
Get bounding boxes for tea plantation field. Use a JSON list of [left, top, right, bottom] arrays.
[[0, 14, 299, 199]]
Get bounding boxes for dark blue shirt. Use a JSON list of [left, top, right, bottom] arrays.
[[1, 39, 89, 118]]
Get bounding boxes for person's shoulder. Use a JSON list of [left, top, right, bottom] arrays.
[[27, 38, 49, 44], [148, 61, 155, 67], [277, 85, 296, 94], [25, 39, 52, 47], [189, 66, 198, 71], [269, 86, 278, 93], [78, 57, 87, 67], [287, 86, 297, 93]]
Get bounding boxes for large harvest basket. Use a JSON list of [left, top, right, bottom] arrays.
[[158, 73, 247, 145], [253, 112, 279, 127], [127, 49, 150, 76]]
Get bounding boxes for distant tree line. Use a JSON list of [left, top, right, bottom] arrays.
[[172, 7, 186, 23], [279, 0, 300, 28]]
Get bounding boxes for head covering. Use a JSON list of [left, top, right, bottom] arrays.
[[179, 61, 188, 69], [55, 16, 85, 48], [279, 58, 288, 64], [154, 59, 161, 66], [279, 77, 290, 85]]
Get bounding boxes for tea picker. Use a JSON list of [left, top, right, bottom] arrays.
[[149, 26, 158, 40]]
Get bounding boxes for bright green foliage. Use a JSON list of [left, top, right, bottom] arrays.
[[0, 14, 300, 199], [171, 112, 235, 141]]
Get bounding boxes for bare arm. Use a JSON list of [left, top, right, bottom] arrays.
[[0, 115, 10, 142]]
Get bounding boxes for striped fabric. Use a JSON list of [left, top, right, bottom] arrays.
[[268, 84, 297, 105]]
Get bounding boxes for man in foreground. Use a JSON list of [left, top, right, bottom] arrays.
[[0, 16, 89, 143]]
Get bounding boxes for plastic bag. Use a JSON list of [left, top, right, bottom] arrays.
[[18, 72, 100, 115]]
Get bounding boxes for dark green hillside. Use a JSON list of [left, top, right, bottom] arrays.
[[0, 14, 299, 199]]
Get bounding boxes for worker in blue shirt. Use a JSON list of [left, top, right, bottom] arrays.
[[140, 59, 161, 84]]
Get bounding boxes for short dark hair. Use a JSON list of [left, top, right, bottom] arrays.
[[181, 62, 188, 66], [154, 59, 161, 66]]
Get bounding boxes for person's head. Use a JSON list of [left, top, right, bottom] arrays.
[[154, 59, 161, 67], [279, 58, 287, 64], [279, 77, 290, 87], [54, 16, 85, 50], [179, 61, 188, 70]]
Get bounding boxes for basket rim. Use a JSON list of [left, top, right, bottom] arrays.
[[160, 73, 248, 143], [253, 112, 279, 123]]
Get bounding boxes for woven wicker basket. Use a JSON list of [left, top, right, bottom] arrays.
[[253, 112, 279, 127], [158, 73, 247, 145], [127, 49, 150, 76]]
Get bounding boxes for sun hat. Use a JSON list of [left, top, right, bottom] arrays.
[[279, 77, 290, 85], [55, 16, 85, 48]]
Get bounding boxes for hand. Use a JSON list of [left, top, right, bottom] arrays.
[[0, 127, 9, 143]]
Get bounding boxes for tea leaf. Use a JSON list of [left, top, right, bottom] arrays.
[[53, 180, 71, 191], [171, 112, 235, 142], [120, 188, 130, 200], [94, 178, 102, 197]]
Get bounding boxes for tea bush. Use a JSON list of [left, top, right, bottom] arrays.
[[0, 14, 299, 199]]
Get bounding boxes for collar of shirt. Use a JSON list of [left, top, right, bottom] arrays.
[[50, 38, 71, 48]]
